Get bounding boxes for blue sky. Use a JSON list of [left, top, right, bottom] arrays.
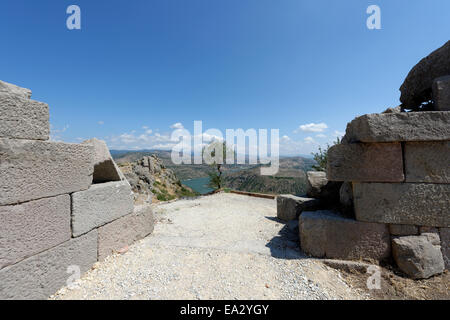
[[1, 0, 449, 155]]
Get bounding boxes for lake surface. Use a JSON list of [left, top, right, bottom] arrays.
[[182, 177, 214, 195]]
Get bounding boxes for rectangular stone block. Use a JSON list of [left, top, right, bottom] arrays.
[[0, 95, 49, 140], [327, 143, 404, 182], [439, 228, 450, 269], [345, 112, 450, 143], [433, 75, 450, 111], [299, 211, 390, 261], [0, 139, 93, 206], [0, 230, 97, 300], [354, 183, 450, 228], [405, 142, 450, 183], [389, 224, 419, 236], [276, 195, 322, 221], [0, 195, 71, 269], [71, 181, 134, 237], [98, 205, 155, 261]]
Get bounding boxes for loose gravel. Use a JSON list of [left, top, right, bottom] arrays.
[[51, 193, 363, 300]]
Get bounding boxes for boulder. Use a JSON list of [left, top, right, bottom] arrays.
[[306, 171, 341, 204], [345, 112, 450, 143], [299, 211, 390, 261], [400, 41, 450, 110], [276, 195, 321, 221], [82, 138, 124, 183], [392, 235, 445, 279], [0, 80, 32, 99], [432, 75, 450, 111]]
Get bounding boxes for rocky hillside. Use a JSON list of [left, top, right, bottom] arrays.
[[224, 157, 315, 196], [118, 155, 198, 204]]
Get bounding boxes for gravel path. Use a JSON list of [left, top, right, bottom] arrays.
[[52, 193, 363, 300]]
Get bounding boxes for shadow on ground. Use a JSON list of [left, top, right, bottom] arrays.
[[265, 216, 307, 260]]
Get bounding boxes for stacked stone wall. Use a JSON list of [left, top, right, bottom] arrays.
[[0, 81, 155, 299]]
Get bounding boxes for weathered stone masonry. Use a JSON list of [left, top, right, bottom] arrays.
[[277, 41, 450, 280], [0, 80, 155, 299]]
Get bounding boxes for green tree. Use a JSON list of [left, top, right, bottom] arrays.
[[203, 141, 234, 190], [311, 137, 341, 172]]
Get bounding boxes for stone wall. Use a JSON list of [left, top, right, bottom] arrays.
[[277, 41, 450, 279], [0, 80, 155, 299]]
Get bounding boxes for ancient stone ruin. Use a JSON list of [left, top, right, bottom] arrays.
[[0, 81, 155, 299], [277, 41, 449, 279]]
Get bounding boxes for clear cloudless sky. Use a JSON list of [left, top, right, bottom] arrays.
[[1, 0, 449, 154]]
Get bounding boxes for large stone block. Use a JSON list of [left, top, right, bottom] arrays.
[[327, 143, 404, 182], [392, 235, 444, 279], [433, 75, 450, 111], [439, 228, 450, 270], [71, 181, 134, 237], [400, 40, 450, 110], [389, 224, 419, 236], [276, 195, 321, 221], [82, 138, 124, 183], [0, 95, 49, 140], [0, 80, 32, 99], [299, 211, 390, 261], [0, 139, 93, 206], [345, 112, 450, 143], [404, 142, 450, 183], [0, 230, 97, 300], [98, 205, 155, 261], [354, 183, 450, 228], [0, 195, 71, 269]]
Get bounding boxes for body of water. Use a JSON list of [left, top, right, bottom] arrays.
[[182, 177, 214, 195]]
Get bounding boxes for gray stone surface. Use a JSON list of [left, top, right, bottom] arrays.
[[0, 95, 49, 140], [0, 230, 97, 300], [0, 195, 71, 269], [439, 228, 450, 269], [306, 171, 328, 198], [405, 142, 450, 183], [354, 183, 450, 228], [392, 235, 445, 279], [400, 41, 450, 110], [82, 138, 123, 183], [389, 224, 419, 236], [345, 112, 450, 143], [276, 195, 321, 221], [433, 75, 450, 111], [71, 181, 134, 237], [98, 205, 155, 261], [0, 139, 93, 206], [327, 143, 404, 182], [305, 171, 341, 204], [0, 80, 32, 99], [299, 211, 390, 261]]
